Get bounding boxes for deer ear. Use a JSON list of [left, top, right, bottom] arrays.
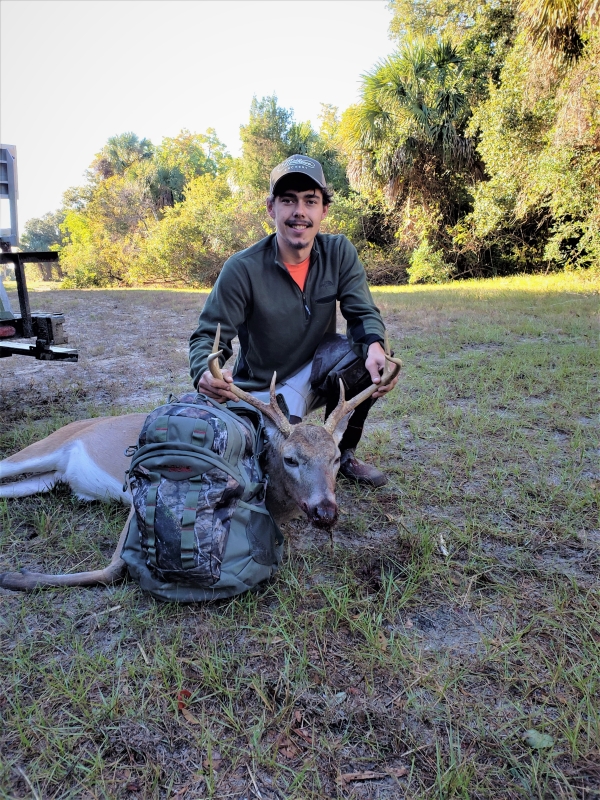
[[330, 410, 354, 447]]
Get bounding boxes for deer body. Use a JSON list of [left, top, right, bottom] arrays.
[[0, 326, 401, 592], [0, 414, 145, 504], [0, 412, 343, 592]]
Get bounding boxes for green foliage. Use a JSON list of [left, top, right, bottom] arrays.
[[407, 237, 453, 282], [337, 35, 480, 277], [149, 129, 232, 207], [323, 192, 409, 283], [236, 95, 296, 194], [18, 211, 66, 280], [133, 174, 268, 286], [235, 95, 350, 196], [57, 128, 240, 287], [20, 209, 66, 261], [157, 129, 231, 183], [518, 0, 599, 61], [389, 0, 517, 101], [458, 30, 600, 273], [52, 96, 355, 288], [90, 132, 153, 180], [24, 12, 599, 289], [341, 37, 475, 200]]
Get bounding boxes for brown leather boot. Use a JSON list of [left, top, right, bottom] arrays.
[[339, 449, 388, 487]]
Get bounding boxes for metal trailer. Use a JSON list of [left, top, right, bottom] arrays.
[[0, 144, 77, 361]]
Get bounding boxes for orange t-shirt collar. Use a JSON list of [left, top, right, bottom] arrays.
[[283, 256, 310, 291]]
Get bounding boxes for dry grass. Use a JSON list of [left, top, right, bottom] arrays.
[[0, 273, 598, 799]]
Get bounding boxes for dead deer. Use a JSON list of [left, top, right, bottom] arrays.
[[0, 414, 146, 504], [0, 327, 401, 592]]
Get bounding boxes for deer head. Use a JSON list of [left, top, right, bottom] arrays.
[[208, 325, 401, 529]]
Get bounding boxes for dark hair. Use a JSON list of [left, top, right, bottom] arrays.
[[268, 173, 333, 206]]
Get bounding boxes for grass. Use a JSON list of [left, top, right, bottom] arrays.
[[0, 272, 598, 799]]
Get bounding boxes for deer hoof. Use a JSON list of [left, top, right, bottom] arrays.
[[0, 571, 33, 591]]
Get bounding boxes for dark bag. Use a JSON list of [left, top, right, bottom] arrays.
[[120, 392, 283, 603]]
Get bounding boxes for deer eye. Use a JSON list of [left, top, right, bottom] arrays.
[[284, 456, 299, 467]]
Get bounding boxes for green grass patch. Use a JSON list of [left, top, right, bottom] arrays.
[[0, 273, 598, 798]]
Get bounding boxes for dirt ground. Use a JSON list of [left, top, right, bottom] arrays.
[[0, 281, 598, 799], [0, 288, 206, 418]]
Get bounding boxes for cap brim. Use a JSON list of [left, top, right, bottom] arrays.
[[270, 172, 326, 193]]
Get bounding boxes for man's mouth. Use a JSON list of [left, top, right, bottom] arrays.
[[286, 222, 312, 230]]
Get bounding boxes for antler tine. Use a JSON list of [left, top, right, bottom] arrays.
[[267, 372, 294, 435], [206, 324, 292, 437], [323, 379, 347, 435], [323, 339, 402, 434]]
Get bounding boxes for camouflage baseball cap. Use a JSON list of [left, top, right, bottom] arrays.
[[269, 155, 327, 193]]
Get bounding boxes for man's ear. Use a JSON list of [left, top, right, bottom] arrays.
[[266, 197, 275, 220], [322, 204, 329, 220]]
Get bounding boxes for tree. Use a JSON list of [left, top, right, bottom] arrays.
[[235, 95, 350, 196], [90, 132, 154, 180], [312, 105, 350, 195], [20, 210, 66, 252], [518, 0, 600, 60], [337, 37, 479, 279], [236, 96, 294, 193], [158, 129, 229, 177], [389, 0, 518, 112], [133, 174, 267, 286], [150, 129, 232, 206], [457, 28, 600, 272], [60, 172, 156, 286], [342, 39, 475, 200], [18, 210, 67, 280]]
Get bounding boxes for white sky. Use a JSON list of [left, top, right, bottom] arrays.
[[1, 0, 395, 230]]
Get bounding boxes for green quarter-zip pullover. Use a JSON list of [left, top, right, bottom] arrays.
[[189, 233, 385, 392]]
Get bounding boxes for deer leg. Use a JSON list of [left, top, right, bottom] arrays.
[[0, 508, 133, 592], [0, 472, 59, 498]]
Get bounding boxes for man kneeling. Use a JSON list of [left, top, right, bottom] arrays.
[[189, 155, 398, 487]]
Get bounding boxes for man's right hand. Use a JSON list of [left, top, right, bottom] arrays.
[[197, 368, 238, 403]]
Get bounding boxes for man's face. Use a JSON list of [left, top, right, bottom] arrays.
[[267, 187, 329, 254]]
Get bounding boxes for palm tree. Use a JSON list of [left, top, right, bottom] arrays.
[[518, 0, 599, 60], [341, 38, 475, 204], [92, 133, 154, 180]]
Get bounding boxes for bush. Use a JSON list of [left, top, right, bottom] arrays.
[[407, 239, 453, 283]]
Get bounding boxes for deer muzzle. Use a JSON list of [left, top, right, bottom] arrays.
[[304, 499, 339, 529]]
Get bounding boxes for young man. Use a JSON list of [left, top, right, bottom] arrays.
[[189, 155, 398, 486]]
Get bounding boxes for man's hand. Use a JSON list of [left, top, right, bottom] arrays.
[[365, 341, 399, 399], [197, 367, 238, 403]]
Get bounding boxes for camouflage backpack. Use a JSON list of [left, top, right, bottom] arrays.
[[120, 392, 283, 603]]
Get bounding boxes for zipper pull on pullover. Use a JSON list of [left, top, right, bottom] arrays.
[[302, 292, 311, 320]]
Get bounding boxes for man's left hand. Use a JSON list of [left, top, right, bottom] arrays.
[[365, 341, 399, 399]]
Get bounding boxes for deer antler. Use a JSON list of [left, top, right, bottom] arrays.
[[323, 333, 402, 435], [207, 324, 292, 437]]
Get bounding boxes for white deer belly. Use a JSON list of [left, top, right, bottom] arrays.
[[62, 441, 131, 503]]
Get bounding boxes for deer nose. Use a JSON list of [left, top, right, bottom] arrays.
[[310, 501, 338, 529]]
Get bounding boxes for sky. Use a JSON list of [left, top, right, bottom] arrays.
[[1, 0, 395, 231]]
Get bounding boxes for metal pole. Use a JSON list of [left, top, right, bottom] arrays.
[[14, 254, 32, 337]]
